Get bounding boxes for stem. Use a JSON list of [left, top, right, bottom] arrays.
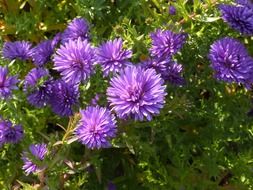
[[62, 113, 81, 143], [38, 169, 46, 188], [46, 113, 81, 187]]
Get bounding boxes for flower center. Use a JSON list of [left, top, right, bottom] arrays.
[[127, 85, 143, 102], [72, 59, 85, 70], [223, 53, 239, 69], [89, 124, 100, 135], [4, 128, 16, 141]]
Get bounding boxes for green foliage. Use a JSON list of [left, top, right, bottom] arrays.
[[1, 0, 253, 189]]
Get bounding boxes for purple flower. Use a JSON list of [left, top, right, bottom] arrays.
[[91, 94, 101, 106], [96, 38, 132, 76], [168, 5, 176, 15], [236, 0, 253, 9], [31, 40, 55, 67], [24, 68, 52, 108], [3, 124, 23, 144], [75, 106, 117, 149], [62, 18, 90, 43], [22, 143, 47, 175], [150, 29, 187, 58], [51, 33, 62, 48], [2, 41, 32, 61], [0, 120, 23, 144], [163, 62, 185, 86], [219, 3, 253, 35], [24, 68, 49, 88], [142, 57, 170, 75], [209, 37, 253, 85], [53, 38, 95, 84], [107, 66, 167, 121], [107, 181, 117, 190], [0, 121, 8, 145], [26, 81, 53, 108], [0, 67, 19, 99], [142, 58, 185, 86], [49, 80, 79, 117]]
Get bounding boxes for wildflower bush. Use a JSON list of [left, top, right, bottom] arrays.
[[1, 0, 253, 189]]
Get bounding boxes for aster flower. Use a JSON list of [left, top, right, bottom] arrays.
[[2, 41, 32, 61], [22, 143, 47, 175], [53, 38, 95, 84], [0, 120, 12, 145], [107, 66, 167, 121], [62, 18, 90, 43], [26, 81, 53, 108], [49, 80, 79, 117], [142, 58, 185, 86], [91, 94, 101, 106], [236, 0, 253, 9], [0, 120, 23, 144], [31, 40, 55, 67], [150, 29, 187, 58], [51, 33, 62, 48], [0, 66, 19, 99], [24, 68, 49, 89], [24, 68, 52, 108], [107, 181, 117, 190], [75, 106, 117, 149], [96, 38, 132, 76], [0, 120, 7, 145], [3, 124, 23, 144], [168, 5, 176, 15], [209, 37, 253, 85], [142, 57, 170, 75], [219, 3, 253, 35], [162, 62, 185, 86]]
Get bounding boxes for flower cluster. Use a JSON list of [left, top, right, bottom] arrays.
[[219, 0, 253, 35], [0, 18, 179, 153], [0, 15, 189, 157], [0, 17, 178, 175], [2, 5, 253, 180], [140, 29, 187, 86], [209, 1, 253, 87]]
